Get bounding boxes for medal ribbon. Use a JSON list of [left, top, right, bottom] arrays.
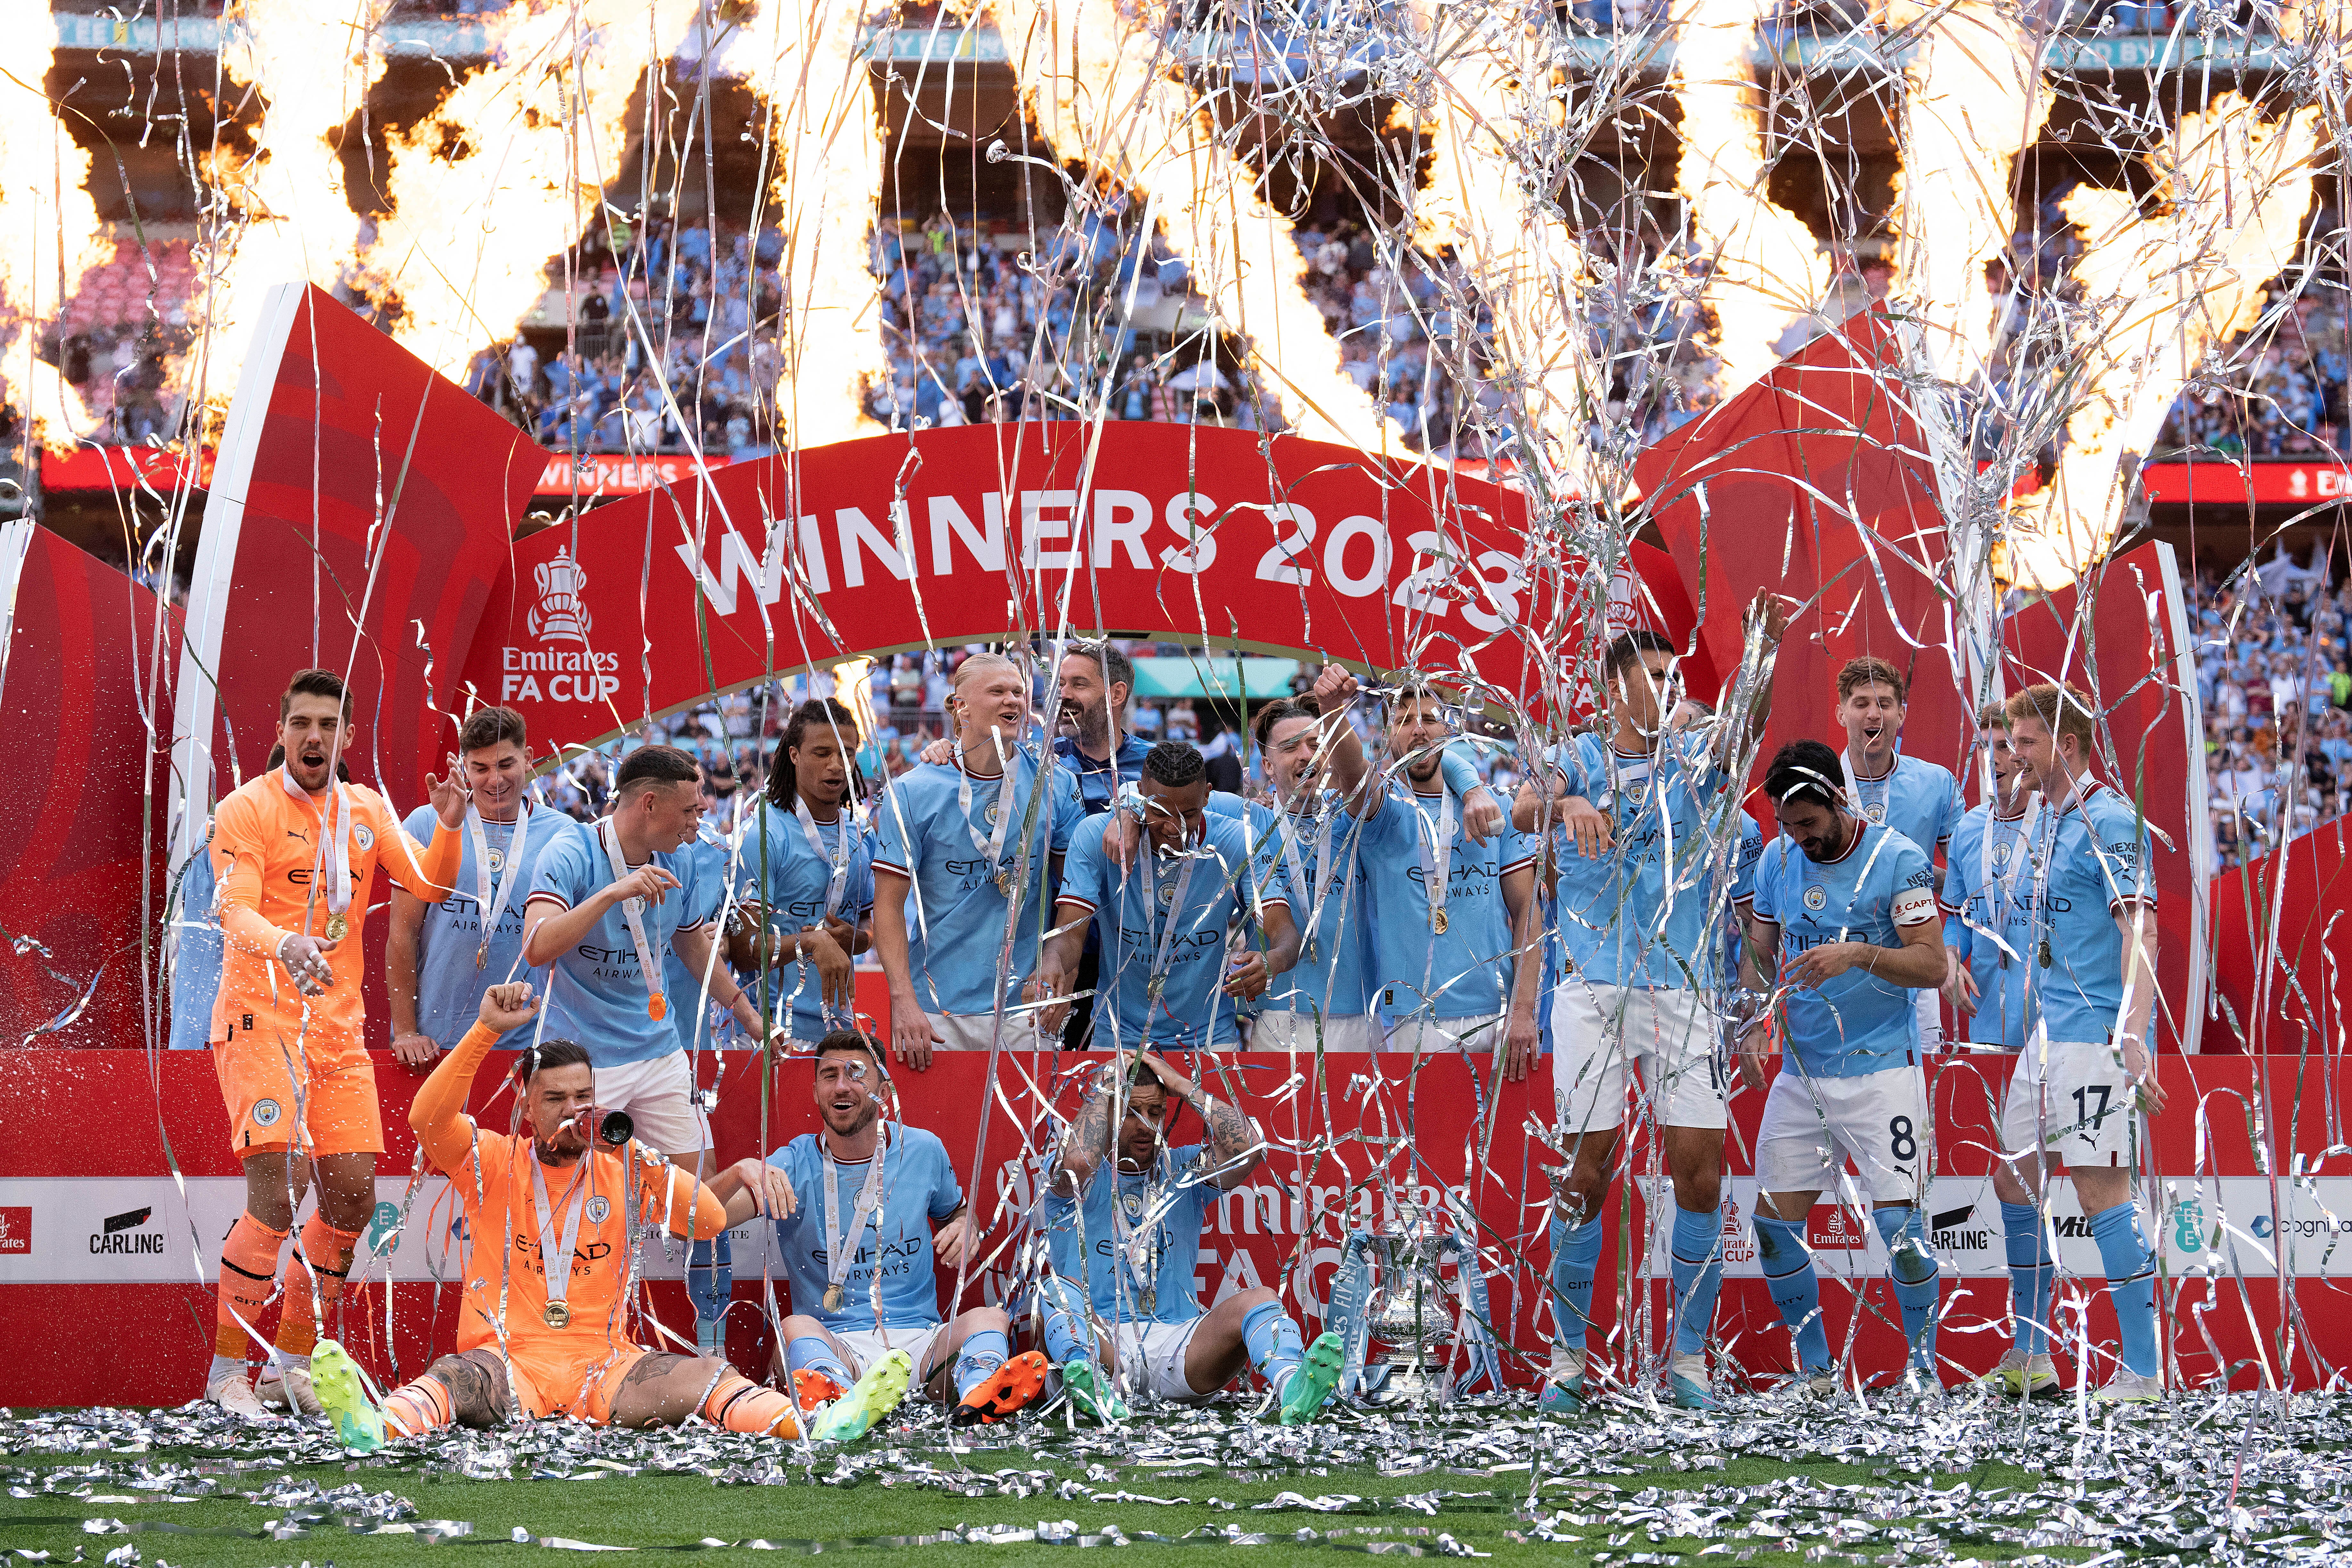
[[955, 746, 1019, 894], [1841, 748, 1893, 827], [282, 770, 354, 928], [820, 1124, 890, 1309], [530, 1154, 591, 1324], [596, 817, 667, 1022], [465, 801, 530, 967], [1135, 835, 1205, 1008], [1976, 790, 2041, 966], [1415, 787, 1457, 931], [1273, 795, 1340, 961], [791, 797, 853, 923]]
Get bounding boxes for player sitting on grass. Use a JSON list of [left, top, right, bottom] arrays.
[[765, 1031, 1049, 1436], [1033, 1050, 1344, 1424], [311, 983, 806, 1446]]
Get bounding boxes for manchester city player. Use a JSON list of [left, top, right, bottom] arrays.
[[1033, 741, 1299, 1053], [1941, 701, 2038, 1052], [738, 698, 874, 1052], [1995, 682, 2166, 1404], [1349, 684, 1542, 1075], [872, 653, 1084, 1067], [1515, 595, 1786, 1411], [1245, 667, 1377, 1051], [1034, 1050, 1344, 1421], [1738, 739, 1950, 1394], [1833, 657, 1963, 1050], [388, 706, 571, 1068], [523, 745, 769, 1162], [764, 1031, 1048, 1434]]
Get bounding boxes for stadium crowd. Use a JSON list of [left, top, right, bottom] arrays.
[[2195, 542, 2352, 867]]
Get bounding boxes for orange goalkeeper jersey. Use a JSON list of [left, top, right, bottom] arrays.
[[208, 767, 461, 1052]]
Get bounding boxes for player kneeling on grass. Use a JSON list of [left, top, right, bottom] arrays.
[[1034, 1051, 1343, 1424], [312, 983, 805, 1446], [765, 1031, 1048, 1436]]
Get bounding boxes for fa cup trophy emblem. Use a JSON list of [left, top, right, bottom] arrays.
[[529, 548, 593, 644]]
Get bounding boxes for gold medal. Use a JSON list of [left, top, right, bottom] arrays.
[[1431, 908, 1448, 935], [824, 1283, 845, 1313], [649, 994, 667, 1022], [1138, 1288, 1156, 1316], [324, 912, 348, 943], [543, 1300, 570, 1329], [1305, 939, 1319, 966], [996, 870, 1013, 899]]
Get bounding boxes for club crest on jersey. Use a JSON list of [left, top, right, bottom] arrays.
[[586, 1196, 610, 1223], [1157, 879, 1176, 907], [1121, 1192, 1144, 1218], [487, 846, 506, 873], [1991, 840, 2012, 867], [1863, 802, 1886, 823], [353, 822, 376, 850], [252, 1098, 283, 1127], [1802, 885, 1828, 912]]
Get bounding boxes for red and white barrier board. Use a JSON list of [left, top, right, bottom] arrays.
[[3, 1050, 2345, 1407]]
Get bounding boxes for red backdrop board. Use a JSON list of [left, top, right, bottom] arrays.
[[4, 1050, 2348, 1405], [459, 422, 1662, 751], [2210, 820, 2351, 1057], [1633, 308, 1971, 789], [0, 525, 178, 1044]]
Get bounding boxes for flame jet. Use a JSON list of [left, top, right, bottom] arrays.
[[1997, 94, 2322, 591], [178, 0, 389, 400], [992, 0, 1403, 451], [1669, 0, 1830, 395], [359, 0, 700, 378]]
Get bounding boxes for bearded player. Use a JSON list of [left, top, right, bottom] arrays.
[[310, 983, 811, 1446], [1033, 1051, 1344, 1424], [206, 668, 468, 1418], [764, 1032, 1048, 1435]]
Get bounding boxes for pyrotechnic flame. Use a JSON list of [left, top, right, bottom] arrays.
[[1996, 93, 2322, 591], [728, 0, 886, 447], [1669, 0, 1831, 394], [179, 0, 389, 401], [0, 0, 107, 449], [992, 0, 1404, 451], [359, 0, 700, 378], [1405, 0, 1595, 483], [1885, 0, 2047, 387]]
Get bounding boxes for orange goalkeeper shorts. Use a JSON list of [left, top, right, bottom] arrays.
[[213, 1035, 385, 1162], [505, 1341, 650, 1424]]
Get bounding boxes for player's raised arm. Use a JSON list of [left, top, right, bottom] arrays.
[[1051, 1055, 1123, 1194], [409, 982, 539, 1172], [1144, 1051, 1264, 1191], [373, 768, 466, 902]]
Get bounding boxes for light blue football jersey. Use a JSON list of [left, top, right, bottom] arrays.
[[659, 821, 738, 1052], [1355, 785, 1537, 1021], [401, 801, 570, 1050], [1059, 810, 1282, 1050], [738, 799, 877, 1042], [1940, 800, 2038, 1048], [2021, 783, 2156, 1045], [1041, 1142, 1217, 1326], [1552, 732, 1745, 991], [1843, 751, 1963, 860], [1246, 794, 1372, 1019], [765, 1124, 964, 1334], [1750, 822, 1938, 1077], [871, 753, 1084, 1014], [526, 818, 710, 1064]]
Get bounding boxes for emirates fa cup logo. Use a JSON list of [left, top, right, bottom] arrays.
[[530, 548, 593, 645]]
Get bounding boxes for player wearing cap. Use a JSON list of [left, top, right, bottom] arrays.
[[1033, 1050, 1344, 1422], [1032, 741, 1300, 1054], [1349, 684, 1542, 1075], [309, 983, 813, 1447], [205, 668, 467, 1419], [872, 653, 1084, 1068], [1738, 739, 1950, 1395], [1517, 594, 1786, 1412], [388, 707, 570, 1069], [1832, 657, 1963, 1052], [763, 1031, 1047, 1435], [1989, 682, 2166, 1404], [523, 745, 769, 1165], [1940, 701, 2039, 1053]]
